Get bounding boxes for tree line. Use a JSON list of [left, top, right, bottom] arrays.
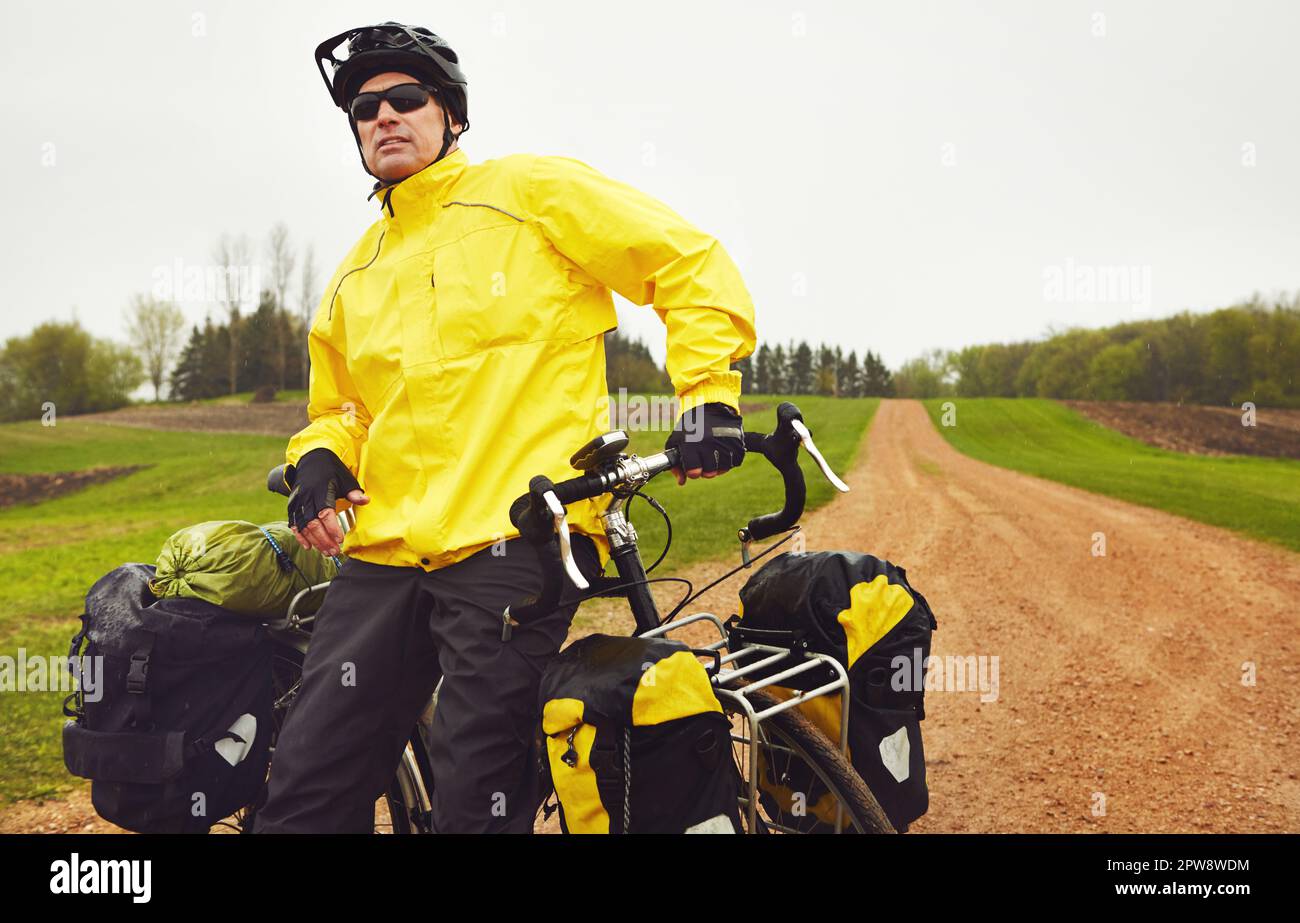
[[0, 223, 318, 421], [734, 342, 895, 397], [169, 294, 309, 401], [892, 294, 1300, 406], [607, 334, 897, 398], [5, 263, 1294, 423], [0, 321, 142, 422]]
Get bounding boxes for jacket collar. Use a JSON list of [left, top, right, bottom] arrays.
[[372, 148, 469, 219]]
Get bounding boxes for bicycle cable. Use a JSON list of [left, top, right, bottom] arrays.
[[626, 486, 671, 573], [571, 574, 694, 615], [659, 527, 800, 626]]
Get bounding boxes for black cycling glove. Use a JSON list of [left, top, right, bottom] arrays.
[[665, 402, 745, 476], [287, 447, 361, 531]]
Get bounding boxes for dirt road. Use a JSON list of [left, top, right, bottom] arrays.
[[788, 400, 1300, 830], [586, 398, 1300, 832], [9, 399, 1298, 833]]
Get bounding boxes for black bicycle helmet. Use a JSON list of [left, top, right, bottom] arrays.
[[315, 22, 470, 185]]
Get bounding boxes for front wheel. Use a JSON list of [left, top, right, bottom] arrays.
[[725, 687, 895, 834]]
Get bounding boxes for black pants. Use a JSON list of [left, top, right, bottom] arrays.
[[254, 534, 601, 834]]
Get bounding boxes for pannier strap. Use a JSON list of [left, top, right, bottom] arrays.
[[125, 630, 155, 728], [62, 721, 186, 783], [125, 631, 153, 694], [67, 621, 86, 661], [64, 621, 88, 718]]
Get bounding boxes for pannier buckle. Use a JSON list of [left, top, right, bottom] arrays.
[[561, 727, 580, 767], [126, 653, 150, 694]]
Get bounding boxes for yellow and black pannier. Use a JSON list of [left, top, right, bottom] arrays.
[[734, 551, 937, 832], [539, 634, 740, 834]]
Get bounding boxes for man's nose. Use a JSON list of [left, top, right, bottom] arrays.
[[375, 100, 401, 125]]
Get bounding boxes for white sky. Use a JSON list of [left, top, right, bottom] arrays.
[[2, 0, 1298, 369]]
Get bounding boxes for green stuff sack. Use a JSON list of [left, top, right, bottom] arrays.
[[736, 550, 937, 832], [150, 521, 337, 618], [539, 634, 741, 834]]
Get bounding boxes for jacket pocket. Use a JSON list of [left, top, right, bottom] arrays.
[[434, 224, 572, 359]]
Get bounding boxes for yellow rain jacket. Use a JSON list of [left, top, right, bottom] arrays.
[[286, 148, 756, 571]]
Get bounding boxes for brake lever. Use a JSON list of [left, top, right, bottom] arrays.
[[542, 490, 590, 591], [790, 419, 850, 492]]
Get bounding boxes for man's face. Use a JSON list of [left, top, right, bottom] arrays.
[[353, 71, 461, 182]]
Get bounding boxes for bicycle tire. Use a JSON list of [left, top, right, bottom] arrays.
[[727, 687, 896, 834]]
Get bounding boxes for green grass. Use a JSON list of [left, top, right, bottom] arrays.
[[620, 395, 877, 566], [0, 394, 876, 805], [922, 398, 1300, 552]]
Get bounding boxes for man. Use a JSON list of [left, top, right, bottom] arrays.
[[254, 22, 756, 833]]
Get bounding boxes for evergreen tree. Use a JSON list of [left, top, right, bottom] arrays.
[[842, 350, 861, 397], [862, 350, 895, 397], [814, 343, 837, 395], [734, 354, 754, 394], [168, 325, 206, 402], [770, 344, 787, 394], [790, 341, 815, 394], [754, 343, 772, 394]]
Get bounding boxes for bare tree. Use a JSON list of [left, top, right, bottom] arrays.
[[266, 223, 296, 389], [212, 233, 252, 394], [298, 243, 318, 386], [124, 294, 186, 401]]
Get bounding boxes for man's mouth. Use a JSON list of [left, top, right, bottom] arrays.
[[376, 137, 407, 152]]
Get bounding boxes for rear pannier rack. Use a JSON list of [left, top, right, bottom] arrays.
[[641, 611, 852, 833]]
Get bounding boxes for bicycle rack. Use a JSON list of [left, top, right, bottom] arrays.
[[265, 590, 855, 832], [642, 612, 852, 833]]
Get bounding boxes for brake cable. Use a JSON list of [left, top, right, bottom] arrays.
[[626, 486, 671, 573], [572, 575, 694, 614], [660, 528, 799, 626]]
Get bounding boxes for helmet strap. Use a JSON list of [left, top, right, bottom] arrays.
[[433, 107, 455, 165]]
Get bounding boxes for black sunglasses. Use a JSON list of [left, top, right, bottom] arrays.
[[348, 83, 437, 122]]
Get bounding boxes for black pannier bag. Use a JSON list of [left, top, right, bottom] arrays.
[[734, 551, 937, 832], [62, 563, 273, 833], [539, 634, 741, 834]]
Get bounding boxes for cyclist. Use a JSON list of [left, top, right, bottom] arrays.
[[253, 23, 757, 834]]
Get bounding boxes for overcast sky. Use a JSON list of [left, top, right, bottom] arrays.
[[3, 0, 1298, 369]]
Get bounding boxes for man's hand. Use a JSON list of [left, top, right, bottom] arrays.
[[665, 402, 745, 486], [287, 447, 370, 557]]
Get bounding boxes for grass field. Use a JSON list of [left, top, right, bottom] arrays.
[[617, 396, 877, 564], [0, 394, 876, 804], [923, 398, 1300, 552]]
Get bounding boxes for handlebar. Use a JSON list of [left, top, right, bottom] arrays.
[[268, 464, 292, 498], [265, 462, 356, 536], [502, 400, 849, 637]]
